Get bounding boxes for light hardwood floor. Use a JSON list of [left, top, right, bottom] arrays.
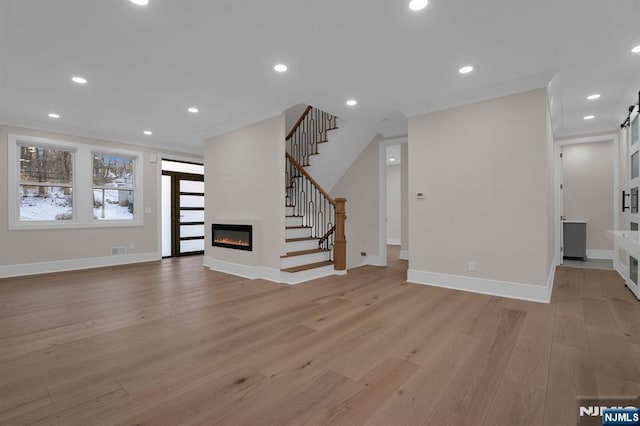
[[1, 247, 639, 425]]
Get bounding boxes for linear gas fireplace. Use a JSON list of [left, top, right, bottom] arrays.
[[212, 224, 253, 251]]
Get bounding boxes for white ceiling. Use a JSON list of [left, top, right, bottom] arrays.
[[1, 0, 639, 153]]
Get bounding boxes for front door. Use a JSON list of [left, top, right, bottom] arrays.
[[162, 164, 205, 257]]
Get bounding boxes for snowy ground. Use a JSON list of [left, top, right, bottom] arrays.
[[20, 195, 72, 221], [19, 188, 132, 221], [93, 189, 133, 220]]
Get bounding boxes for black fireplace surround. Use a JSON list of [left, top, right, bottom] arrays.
[[212, 224, 252, 251]]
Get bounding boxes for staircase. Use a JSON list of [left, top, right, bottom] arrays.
[[280, 106, 347, 279]]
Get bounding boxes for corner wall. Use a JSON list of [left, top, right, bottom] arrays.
[[331, 135, 383, 269], [203, 114, 285, 279], [407, 88, 554, 302]]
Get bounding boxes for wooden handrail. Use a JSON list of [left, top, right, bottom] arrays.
[[318, 225, 336, 246], [285, 152, 336, 205], [285, 105, 312, 141]]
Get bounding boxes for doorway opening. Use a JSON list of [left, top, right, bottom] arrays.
[[378, 137, 408, 267], [161, 160, 205, 257]]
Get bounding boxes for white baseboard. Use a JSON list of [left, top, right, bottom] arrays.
[[203, 256, 340, 285], [386, 238, 401, 245], [0, 252, 161, 279], [614, 258, 629, 282], [399, 250, 409, 260], [407, 263, 555, 304], [586, 249, 614, 260]]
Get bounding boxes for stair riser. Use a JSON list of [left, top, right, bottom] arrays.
[[281, 251, 331, 269], [286, 239, 320, 252], [286, 228, 312, 239], [285, 216, 303, 227]]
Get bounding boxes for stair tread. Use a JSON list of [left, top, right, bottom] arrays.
[[286, 237, 319, 242], [285, 215, 303, 218], [281, 248, 328, 258], [281, 260, 334, 273], [286, 226, 311, 229]]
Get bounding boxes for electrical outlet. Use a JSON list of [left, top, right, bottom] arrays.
[[361, 252, 367, 256], [468, 260, 476, 272]]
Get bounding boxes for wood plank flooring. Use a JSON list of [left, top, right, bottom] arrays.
[[0, 247, 639, 425]]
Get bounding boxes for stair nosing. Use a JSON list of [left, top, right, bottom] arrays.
[[281, 260, 334, 273], [281, 248, 328, 258]]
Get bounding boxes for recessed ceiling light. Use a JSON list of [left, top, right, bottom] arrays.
[[632, 44, 640, 54], [409, 0, 428, 11], [459, 66, 474, 74], [48, 113, 60, 119], [188, 107, 199, 113], [274, 64, 288, 73], [389, 157, 397, 162], [584, 115, 595, 120], [143, 130, 152, 135], [130, 0, 149, 5], [71, 76, 87, 85], [587, 94, 601, 100], [346, 99, 357, 106]]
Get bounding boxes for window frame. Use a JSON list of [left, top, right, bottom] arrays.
[[8, 134, 144, 230]]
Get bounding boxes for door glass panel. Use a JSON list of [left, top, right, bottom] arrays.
[[181, 224, 205, 238], [180, 210, 204, 223], [180, 180, 204, 193], [632, 152, 639, 179], [180, 239, 204, 253], [162, 160, 204, 175], [631, 256, 638, 285], [632, 116, 638, 146], [632, 222, 639, 231], [632, 188, 638, 214], [180, 195, 204, 208]]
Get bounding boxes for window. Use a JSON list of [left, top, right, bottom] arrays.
[[8, 134, 143, 229], [92, 154, 134, 220], [19, 145, 74, 221]]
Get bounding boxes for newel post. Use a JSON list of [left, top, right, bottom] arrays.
[[334, 198, 347, 271]]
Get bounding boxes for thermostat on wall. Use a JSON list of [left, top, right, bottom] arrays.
[[416, 192, 425, 199]]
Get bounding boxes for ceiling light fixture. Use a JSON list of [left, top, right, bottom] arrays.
[[143, 130, 152, 135], [389, 157, 397, 162], [459, 66, 474, 74], [188, 107, 199, 113], [346, 99, 357, 106], [584, 115, 595, 120], [587, 94, 601, 100], [71, 76, 87, 85], [409, 0, 428, 11], [48, 113, 60, 119], [130, 0, 149, 5], [632, 45, 640, 54], [274, 64, 288, 73]]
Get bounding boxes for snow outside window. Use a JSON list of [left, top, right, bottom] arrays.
[[92, 153, 134, 220], [8, 134, 143, 230], [19, 145, 74, 221]]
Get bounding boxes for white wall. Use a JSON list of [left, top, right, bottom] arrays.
[[0, 125, 200, 277], [562, 141, 613, 251], [203, 114, 285, 272], [331, 135, 383, 269], [386, 163, 401, 244], [401, 143, 409, 257], [407, 88, 554, 301]]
